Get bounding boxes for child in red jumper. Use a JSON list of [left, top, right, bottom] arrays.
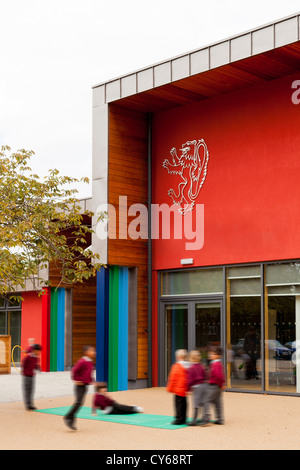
[[92, 382, 143, 415], [64, 345, 96, 430], [202, 345, 225, 425], [187, 349, 207, 426], [21, 344, 42, 410]]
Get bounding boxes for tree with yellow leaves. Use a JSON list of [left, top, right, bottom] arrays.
[[0, 146, 103, 297]]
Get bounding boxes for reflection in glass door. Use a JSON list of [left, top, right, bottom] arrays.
[[195, 303, 221, 367], [164, 304, 188, 383], [162, 300, 222, 384]]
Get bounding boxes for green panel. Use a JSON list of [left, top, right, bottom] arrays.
[[50, 288, 58, 372], [108, 266, 119, 391], [36, 407, 210, 429]]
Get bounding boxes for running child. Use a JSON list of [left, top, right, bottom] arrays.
[[64, 345, 96, 430]]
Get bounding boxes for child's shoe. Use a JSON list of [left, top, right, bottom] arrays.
[[188, 420, 197, 426], [134, 406, 144, 413]]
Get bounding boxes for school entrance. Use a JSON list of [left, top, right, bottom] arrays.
[[159, 298, 223, 385]]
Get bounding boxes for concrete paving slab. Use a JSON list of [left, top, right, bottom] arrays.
[[0, 369, 79, 403]]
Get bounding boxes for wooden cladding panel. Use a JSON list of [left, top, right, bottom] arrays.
[[108, 103, 149, 381], [48, 216, 92, 289], [71, 277, 97, 365], [48, 216, 96, 365]]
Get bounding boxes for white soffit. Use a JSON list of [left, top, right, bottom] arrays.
[[92, 12, 300, 105]]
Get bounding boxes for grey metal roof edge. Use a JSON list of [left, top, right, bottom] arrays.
[[92, 11, 300, 104]]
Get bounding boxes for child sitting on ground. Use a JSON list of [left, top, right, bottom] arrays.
[[187, 349, 207, 426], [92, 382, 144, 415]]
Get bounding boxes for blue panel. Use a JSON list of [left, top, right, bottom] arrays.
[[96, 267, 109, 382], [118, 267, 128, 391], [57, 288, 65, 371]]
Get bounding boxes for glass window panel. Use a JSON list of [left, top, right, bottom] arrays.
[[164, 304, 188, 383], [268, 285, 300, 296], [266, 263, 300, 286], [195, 303, 220, 367], [8, 311, 21, 362], [162, 269, 223, 296], [230, 278, 261, 296], [228, 297, 262, 391], [0, 298, 5, 309], [6, 297, 21, 309], [228, 265, 261, 279], [0, 312, 6, 335], [265, 296, 296, 393]]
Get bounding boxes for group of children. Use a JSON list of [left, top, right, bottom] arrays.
[[21, 341, 225, 430], [63, 345, 143, 431], [21, 344, 143, 430], [167, 345, 225, 426]]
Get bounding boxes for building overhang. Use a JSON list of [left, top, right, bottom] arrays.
[[93, 12, 300, 113]]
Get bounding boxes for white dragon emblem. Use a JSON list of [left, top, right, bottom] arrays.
[[162, 139, 209, 215]]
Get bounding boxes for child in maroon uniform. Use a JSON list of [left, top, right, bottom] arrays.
[[187, 350, 207, 426], [64, 345, 96, 430], [21, 344, 42, 410], [92, 382, 143, 415], [202, 345, 225, 425]]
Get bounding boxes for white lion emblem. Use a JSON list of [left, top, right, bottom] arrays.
[[162, 139, 209, 215]]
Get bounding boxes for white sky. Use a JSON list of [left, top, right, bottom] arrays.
[[1, 0, 300, 198]]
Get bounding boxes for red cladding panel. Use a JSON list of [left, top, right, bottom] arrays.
[[21, 290, 51, 372], [152, 73, 300, 270], [41, 288, 51, 372], [21, 291, 43, 352]]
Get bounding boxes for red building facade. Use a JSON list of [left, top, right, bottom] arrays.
[[5, 14, 300, 395], [150, 70, 300, 393], [92, 13, 300, 395]]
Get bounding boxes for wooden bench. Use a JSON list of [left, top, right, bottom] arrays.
[[0, 335, 11, 374]]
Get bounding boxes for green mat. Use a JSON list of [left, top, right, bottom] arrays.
[[35, 406, 194, 430]]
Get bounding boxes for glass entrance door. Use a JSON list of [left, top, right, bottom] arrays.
[[195, 302, 221, 367], [161, 299, 222, 384]]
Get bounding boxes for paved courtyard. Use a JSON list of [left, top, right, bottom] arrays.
[[1, 369, 300, 450]]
